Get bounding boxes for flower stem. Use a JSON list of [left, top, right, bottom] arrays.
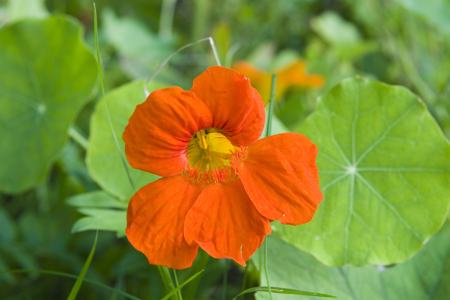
[[172, 269, 183, 300], [264, 74, 277, 137], [158, 266, 177, 300], [68, 126, 88, 150], [262, 74, 277, 300], [263, 239, 273, 300]]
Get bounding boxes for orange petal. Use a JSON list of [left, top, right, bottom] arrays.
[[239, 133, 323, 225], [126, 176, 202, 269], [123, 87, 212, 176], [191, 66, 265, 146], [184, 180, 271, 265]]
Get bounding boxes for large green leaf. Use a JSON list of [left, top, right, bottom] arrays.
[[86, 80, 159, 201], [256, 222, 450, 300], [277, 77, 450, 266], [0, 16, 97, 193]]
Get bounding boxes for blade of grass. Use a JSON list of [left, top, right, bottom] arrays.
[[264, 74, 277, 137], [261, 74, 277, 300], [161, 270, 205, 300], [183, 253, 209, 299], [145, 36, 221, 94], [5, 268, 140, 300], [232, 286, 336, 300], [93, 1, 135, 191], [158, 266, 178, 300], [262, 240, 272, 300], [67, 231, 98, 300], [172, 269, 183, 300]]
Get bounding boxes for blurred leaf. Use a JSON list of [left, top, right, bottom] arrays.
[[102, 9, 175, 80], [103, 9, 172, 60], [0, 257, 14, 283], [256, 223, 450, 299], [67, 191, 127, 209], [396, 0, 450, 37], [246, 43, 275, 70], [72, 209, 126, 236], [18, 212, 69, 249], [86, 80, 161, 201], [311, 12, 361, 45], [278, 77, 450, 266], [68, 191, 127, 235], [4, 244, 39, 276], [0, 208, 16, 243], [0, 16, 97, 193], [7, 0, 47, 21], [60, 143, 96, 190], [311, 12, 376, 61], [269, 50, 298, 70], [213, 22, 231, 66]]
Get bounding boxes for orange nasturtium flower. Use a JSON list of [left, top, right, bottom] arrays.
[[232, 60, 324, 102], [123, 66, 323, 269]]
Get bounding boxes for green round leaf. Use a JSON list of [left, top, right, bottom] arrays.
[[0, 16, 97, 193], [86, 80, 159, 200], [277, 77, 450, 266], [256, 223, 450, 300]]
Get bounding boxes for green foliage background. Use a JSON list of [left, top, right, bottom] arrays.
[[0, 0, 449, 299]]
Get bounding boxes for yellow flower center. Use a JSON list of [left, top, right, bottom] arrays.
[[187, 129, 236, 172]]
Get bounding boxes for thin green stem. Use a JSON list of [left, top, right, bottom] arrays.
[[67, 231, 98, 300], [68, 126, 88, 150], [161, 270, 205, 300], [172, 270, 183, 300], [264, 74, 277, 137], [93, 1, 135, 191], [146, 36, 221, 90], [263, 240, 272, 300], [4, 269, 140, 300], [158, 266, 177, 300], [261, 74, 277, 300], [183, 254, 209, 299], [232, 286, 335, 300], [93, 2, 105, 97]]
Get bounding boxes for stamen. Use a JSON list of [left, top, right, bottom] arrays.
[[186, 128, 245, 184], [197, 130, 208, 150]]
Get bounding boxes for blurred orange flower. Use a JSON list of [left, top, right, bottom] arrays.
[[233, 60, 324, 102], [123, 66, 322, 269]]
